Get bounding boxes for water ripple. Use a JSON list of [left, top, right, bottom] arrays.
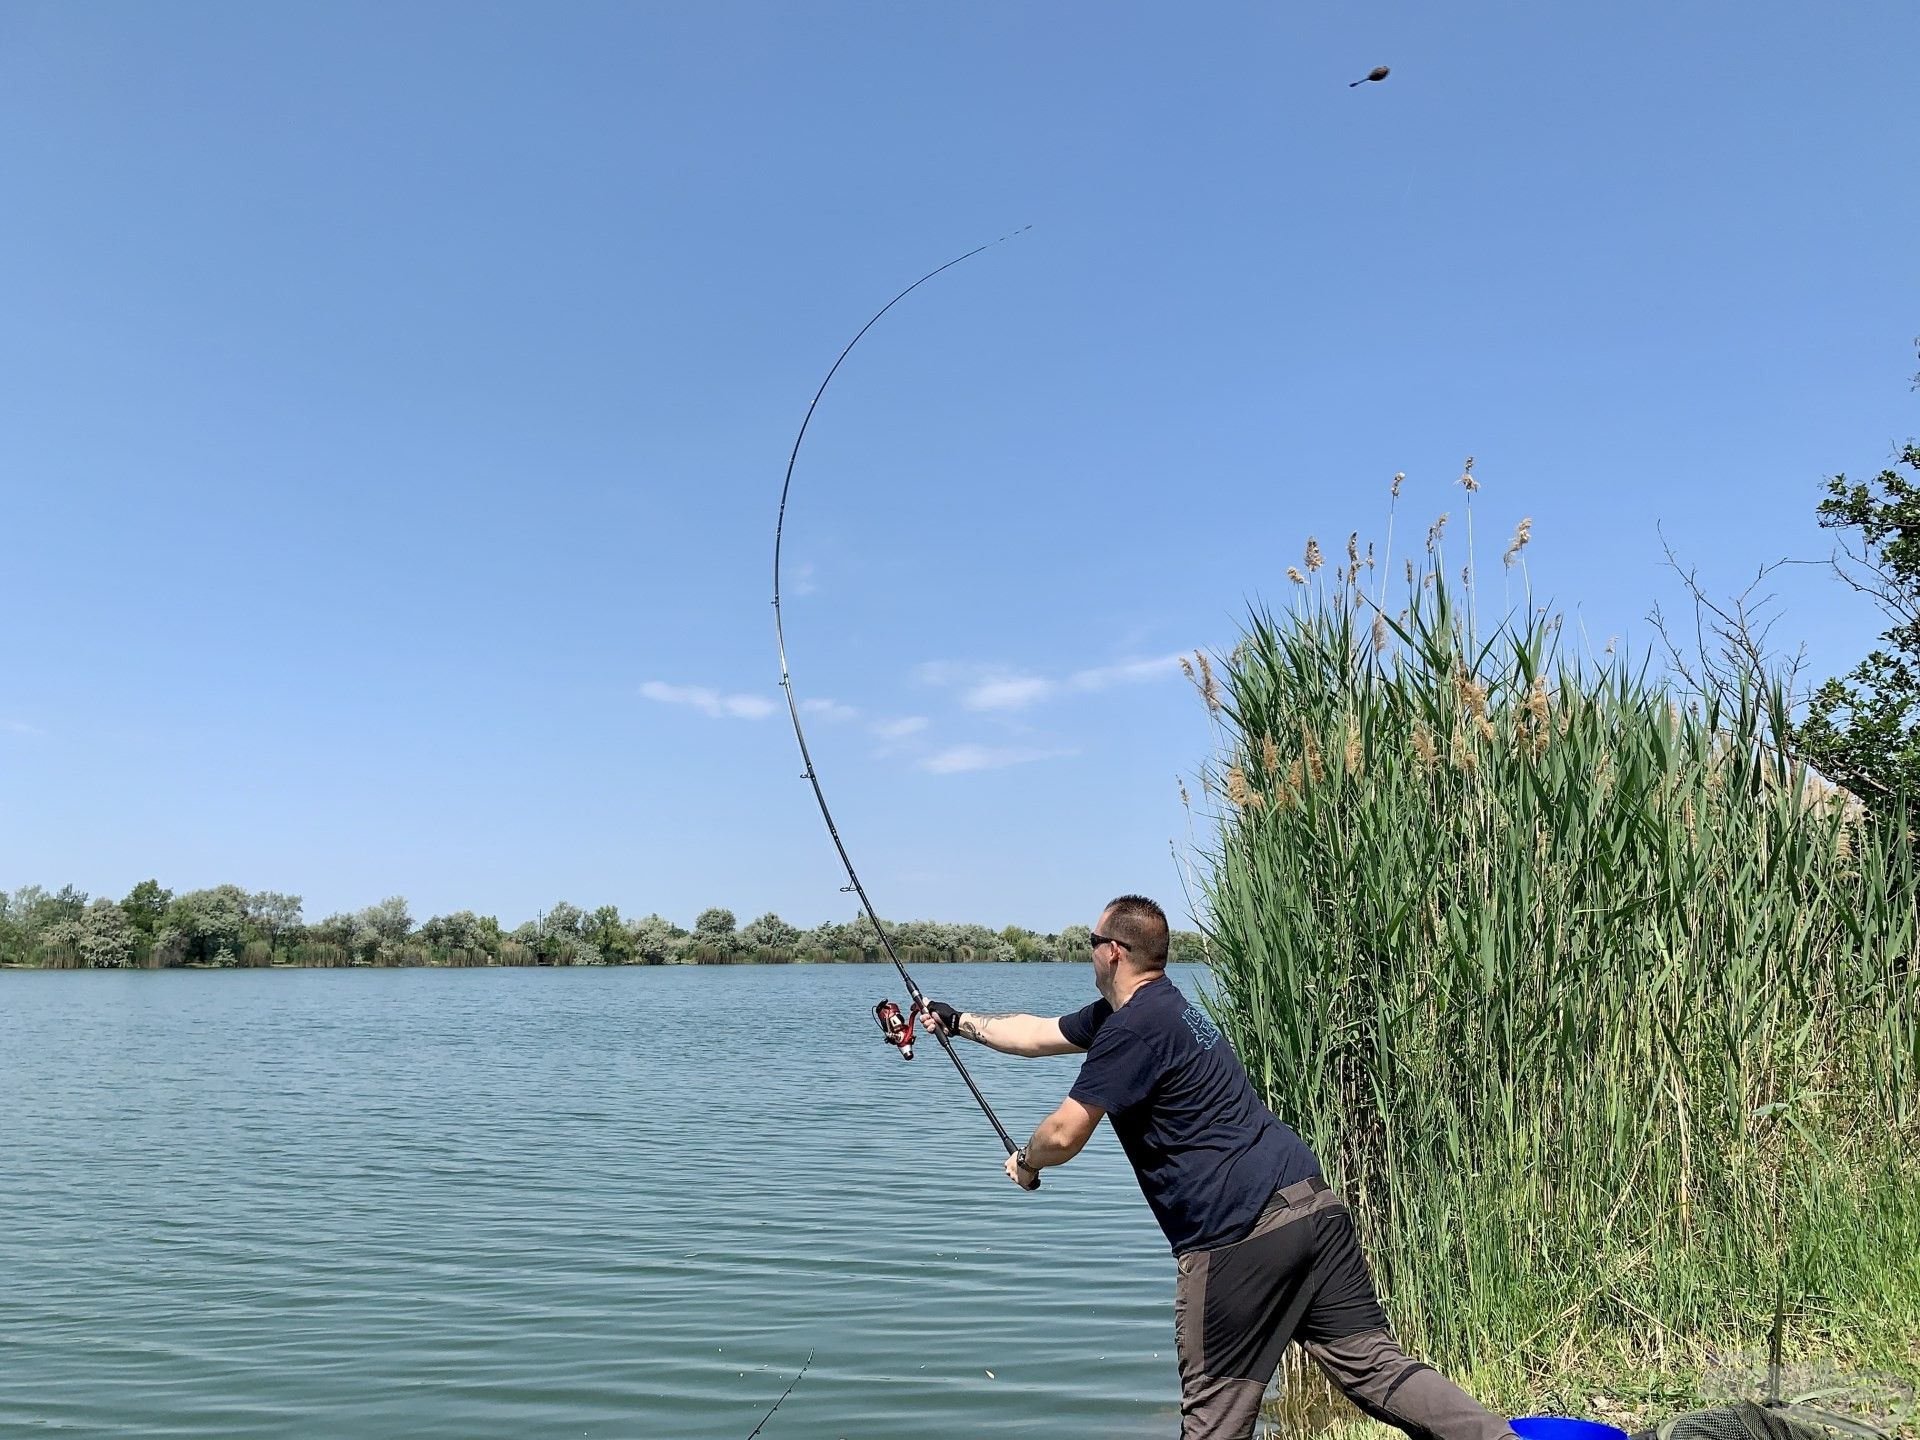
[[0, 964, 1211, 1437]]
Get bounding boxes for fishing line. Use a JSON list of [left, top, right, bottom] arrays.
[[773, 228, 1031, 1164]]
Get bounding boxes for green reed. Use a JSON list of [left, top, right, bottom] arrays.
[[1194, 551, 1920, 1415]]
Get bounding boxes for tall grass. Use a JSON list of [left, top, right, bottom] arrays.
[[1195, 545, 1920, 1414]]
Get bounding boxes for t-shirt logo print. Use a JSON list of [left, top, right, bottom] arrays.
[[1182, 1005, 1221, 1051]]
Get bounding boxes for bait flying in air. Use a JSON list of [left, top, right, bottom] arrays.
[[1349, 65, 1391, 88]]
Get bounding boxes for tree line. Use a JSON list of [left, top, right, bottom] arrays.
[[0, 883, 1207, 970]]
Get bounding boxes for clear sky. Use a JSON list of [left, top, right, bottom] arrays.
[[2, 2, 1914, 932]]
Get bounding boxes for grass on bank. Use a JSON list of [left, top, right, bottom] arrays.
[[1191, 538, 1920, 1436]]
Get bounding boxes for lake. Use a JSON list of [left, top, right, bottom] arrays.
[[1, 963, 1213, 1437]]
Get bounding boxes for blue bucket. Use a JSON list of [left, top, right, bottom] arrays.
[[1511, 1418, 1630, 1440]]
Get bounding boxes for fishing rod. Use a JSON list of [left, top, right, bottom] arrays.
[[743, 1351, 812, 1440], [772, 229, 1032, 1174]]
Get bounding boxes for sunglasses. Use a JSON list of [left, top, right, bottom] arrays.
[[1089, 932, 1133, 953]]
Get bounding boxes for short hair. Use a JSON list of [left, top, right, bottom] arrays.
[[1103, 894, 1170, 969]]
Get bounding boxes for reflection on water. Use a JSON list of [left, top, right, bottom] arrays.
[[1, 964, 1212, 1437]]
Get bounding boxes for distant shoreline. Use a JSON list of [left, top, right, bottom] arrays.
[[0, 956, 1104, 972]]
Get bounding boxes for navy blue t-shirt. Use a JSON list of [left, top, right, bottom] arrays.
[[1060, 977, 1320, 1255]]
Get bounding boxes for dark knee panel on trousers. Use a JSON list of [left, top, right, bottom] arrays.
[[1307, 1330, 1517, 1440]]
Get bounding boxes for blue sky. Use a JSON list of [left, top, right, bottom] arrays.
[[2, 2, 1914, 932]]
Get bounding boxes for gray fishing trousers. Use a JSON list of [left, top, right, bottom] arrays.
[[1173, 1177, 1518, 1440]]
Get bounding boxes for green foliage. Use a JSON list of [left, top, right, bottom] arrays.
[[684, 906, 740, 963], [3, 885, 1195, 969], [693, 907, 737, 939], [586, 905, 633, 965], [739, 911, 801, 959], [6, 884, 90, 935], [515, 902, 607, 965], [627, 913, 688, 965], [162, 886, 248, 965], [121, 879, 172, 936], [1197, 552, 1920, 1409], [356, 897, 413, 960], [72, 900, 135, 968], [1796, 440, 1920, 805], [243, 891, 304, 954], [35, 898, 134, 969], [417, 910, 501, 962]]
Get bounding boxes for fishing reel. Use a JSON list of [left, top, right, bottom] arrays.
[[873, 998, 918, 1060]]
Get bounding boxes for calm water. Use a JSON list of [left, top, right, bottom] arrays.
[[1, 964, 1214, 1438]]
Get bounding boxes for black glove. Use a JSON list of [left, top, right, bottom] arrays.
[[923, 1000, 965, 1036]]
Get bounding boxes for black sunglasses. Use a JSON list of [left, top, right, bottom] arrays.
[[1089, 932, 1132, 952]]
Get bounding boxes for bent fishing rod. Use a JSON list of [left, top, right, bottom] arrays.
[[773, 228, 1032, 1173]]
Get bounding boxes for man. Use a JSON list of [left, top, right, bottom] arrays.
[[920, 894, 1514, 1440]]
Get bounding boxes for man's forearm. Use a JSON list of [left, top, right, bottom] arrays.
[[1022, 1111, 1091, 1170], [956, 1011, 1058, 1057]]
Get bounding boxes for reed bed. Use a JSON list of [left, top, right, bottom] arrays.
[[1194, 544, 1920, 1423]]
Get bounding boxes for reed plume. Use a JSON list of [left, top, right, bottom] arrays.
[[1503, 517, 1533, 568]]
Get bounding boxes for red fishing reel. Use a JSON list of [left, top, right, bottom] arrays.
[[873, 998, 918, 1060]]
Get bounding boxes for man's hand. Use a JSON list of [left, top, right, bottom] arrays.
[[1005, 1149, 1041, 1190], [919, 999, 965, 1038]]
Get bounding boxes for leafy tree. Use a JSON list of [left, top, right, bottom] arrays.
[[354, 896, 413, 962], [73, 900, 136, 968], [627, 913, 687, 964], [418, 910, 501, 960], [526, 901, 581, 964], [541, 901, 587, 937], [587, 905, 635, 965], [150, 926, 190, 968], [244, 891, 304, 955], [740, 911, 800, 957], [807, 917, 869, 960], [164, 885, 247, 965], [309, 912, 358, 953], [8, 883, 93, 952], [951, 923, 1014, 963], [517, 902, 612, 965], [892, 919, 956, 959], [1168, 929, 1209, 966], [690, 906, 739, 960], [121, 879, 173, 937], [1796, 438, 1920, 806], [1001, 925, 1048, 963], [693, 907, 737, 940]]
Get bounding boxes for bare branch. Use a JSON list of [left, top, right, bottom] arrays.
[[1654, 526, 1809, 710]]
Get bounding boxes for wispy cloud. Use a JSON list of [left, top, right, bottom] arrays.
[[640, 681, 776, 720], [1068, 656, 1182, 692], [869, 714, 930, 761], [920, 743, 1071, 775], [965, 675, 1053, 711], [2, 719, 44, 738], [917, 654, 1183, 712], [802, 697, 859, 723]]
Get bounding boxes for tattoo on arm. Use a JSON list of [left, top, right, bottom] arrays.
[[962, 1012, 1014, 1042]]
